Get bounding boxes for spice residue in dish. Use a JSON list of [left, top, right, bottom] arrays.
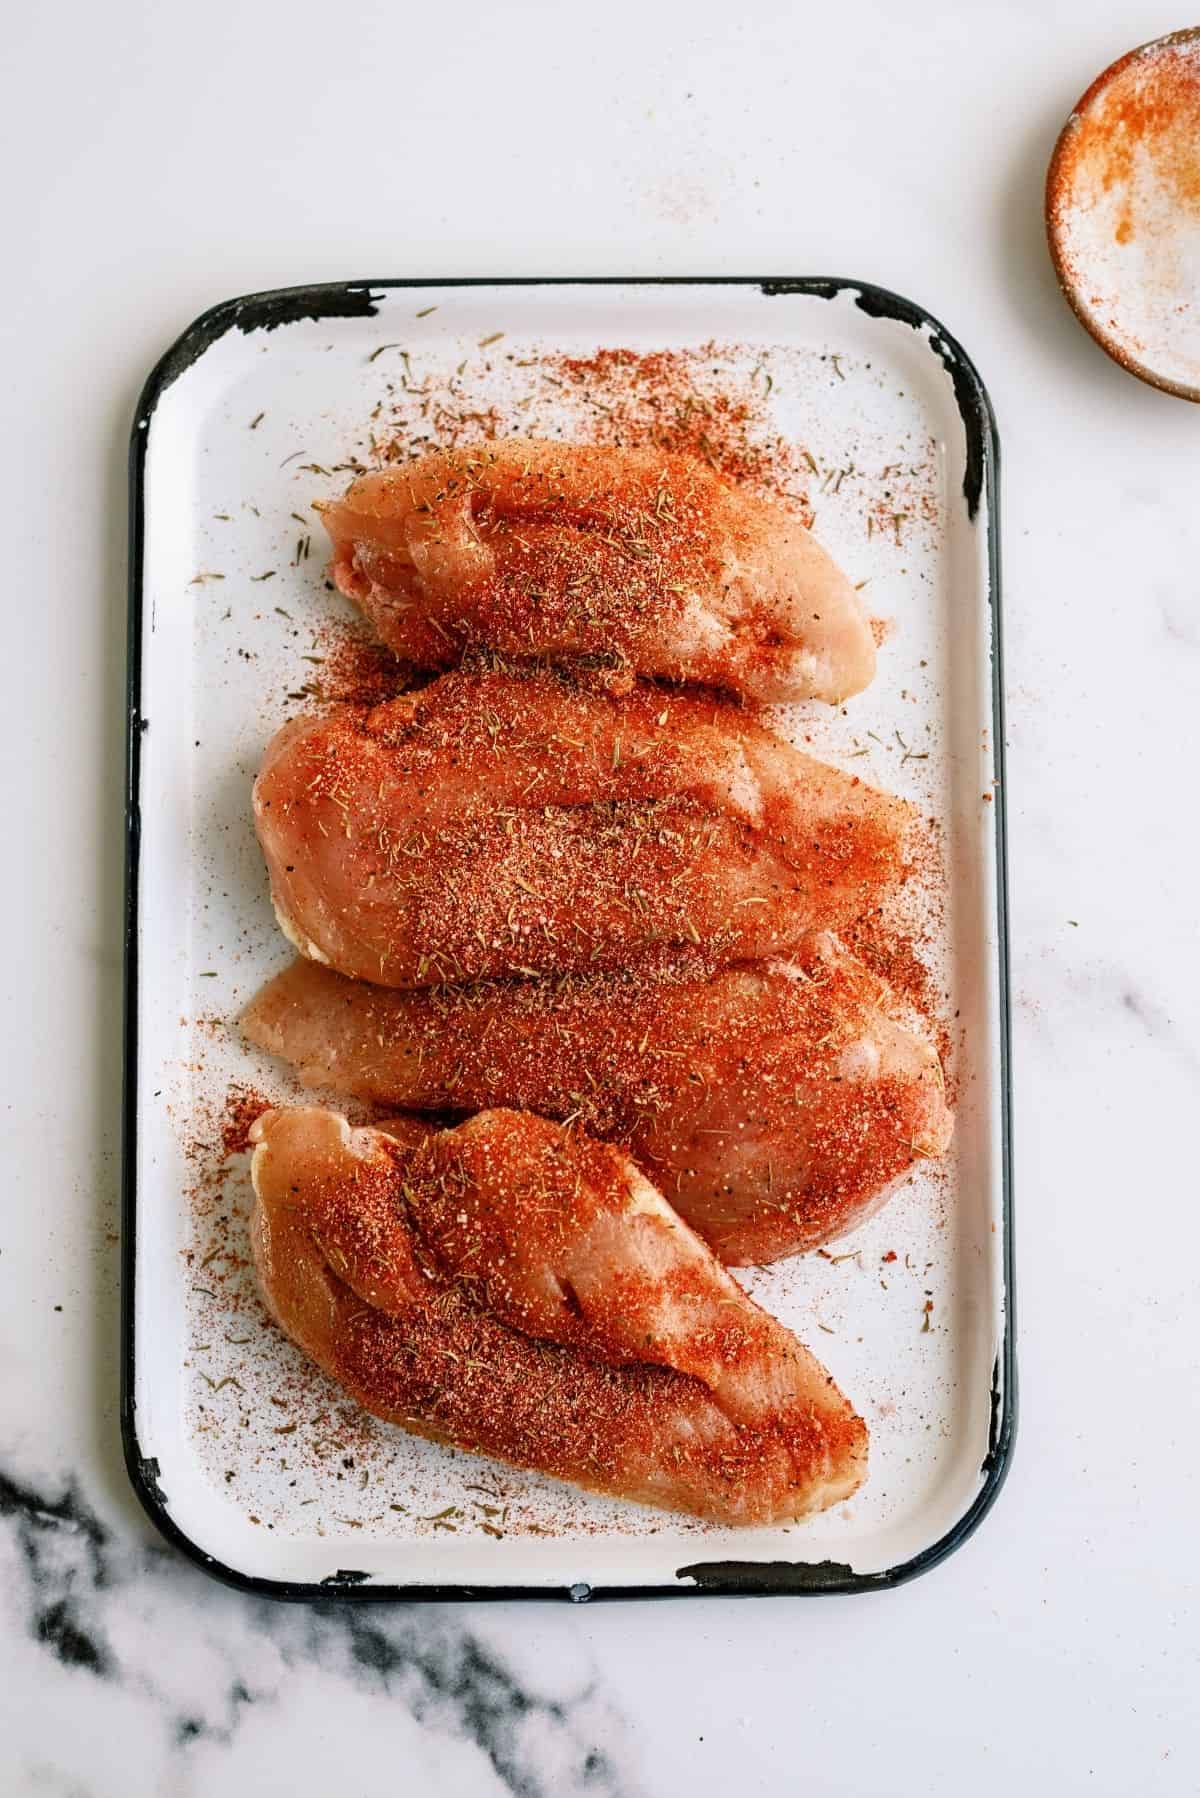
[[1055, 35, 1200, 235], [1047, 30, 1200, 394]]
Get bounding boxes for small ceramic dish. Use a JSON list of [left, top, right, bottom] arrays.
[[1046, 27, 1200, 401]]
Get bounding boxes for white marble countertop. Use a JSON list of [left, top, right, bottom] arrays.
[[3, 1, 1198, 1792]]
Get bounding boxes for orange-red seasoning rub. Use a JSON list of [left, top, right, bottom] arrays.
[[249, 1105, 867, 1521], [243, 931, 952, 1265], [252, 665, 914, 991], [319, 438, 876, 705]]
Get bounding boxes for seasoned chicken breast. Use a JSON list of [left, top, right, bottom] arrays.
[[250, 1105, 867, 1522], [252, 666, 912, 988], [319, 439, 876, 704], [244, 933, 951, 1265]]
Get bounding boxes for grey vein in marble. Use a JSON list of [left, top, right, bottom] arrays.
[[0, 1460, 642, 1798], [0, 1465, 125, 1678]]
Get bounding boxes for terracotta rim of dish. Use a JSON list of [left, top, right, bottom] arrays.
[[1045, 26, 1200, 403]]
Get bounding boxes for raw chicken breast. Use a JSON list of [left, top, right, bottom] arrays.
[[244, 933, 952, 1265], [250, 1105, 867, 1521], [319, 439, 876, 704], [252, 665, 912, 988]]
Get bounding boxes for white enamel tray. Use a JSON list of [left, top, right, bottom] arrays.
[[123, 278, 1013, 1599]]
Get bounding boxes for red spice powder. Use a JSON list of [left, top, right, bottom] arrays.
[[545, 346, 812, 511], [172, 1083, 268, 1332], [221, 1083, 273, 1158], [839, 808, 956, 1105], [552, 351, 947, 552], [362, 339, 939, 559], [362, 340, 816, 523], [309, 616, 410, 710], [842, 913, 938, 1020], [1050, 36, 1200, 250], [177, 1081, 271, 1220], [1091, 43, 1200, 206], [843, 913, 955, 1103], [866, 476, 939, 549]]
